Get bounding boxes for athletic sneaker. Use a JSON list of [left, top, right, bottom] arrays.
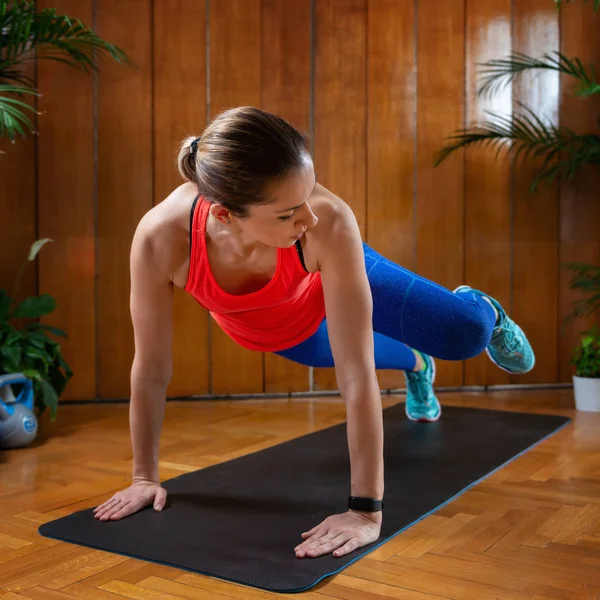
[[404, 352, 441, 423], [453, 285, 535, 374]]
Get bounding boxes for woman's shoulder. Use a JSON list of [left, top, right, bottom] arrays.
[[307, 184, 360, 245], [131, 183, 198, 280]]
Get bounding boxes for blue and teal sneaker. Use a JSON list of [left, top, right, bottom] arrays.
[[404, 352, 441, 423], [453, 285, 535, 374]]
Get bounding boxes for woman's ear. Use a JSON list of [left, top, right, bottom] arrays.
[[209, 203, 232, 225]]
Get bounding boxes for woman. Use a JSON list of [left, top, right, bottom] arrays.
[[93, 106, 534, 560]]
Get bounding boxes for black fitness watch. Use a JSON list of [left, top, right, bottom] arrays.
[[348, 496, 385, 512]]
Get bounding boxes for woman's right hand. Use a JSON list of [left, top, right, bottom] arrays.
[[93, 479, 167, 521]]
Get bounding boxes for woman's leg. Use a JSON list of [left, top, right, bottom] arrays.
[[275, 320, 442, 423], [362, 242, 534, 373], [276, 318, 417, 370], [276, 241, 534, 422]]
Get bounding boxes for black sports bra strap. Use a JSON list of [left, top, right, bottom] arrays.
[[295, 239, 308, 273]]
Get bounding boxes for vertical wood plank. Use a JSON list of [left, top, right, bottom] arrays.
[[558, 2, 600, 382], [209, 0, 264, 394], [261, 0, 312, 394], [37, 0, 96, 401], [464, 0, 512, 386], [511, 0, 559, 385], [366, 0, 416, 391], [0, 67, 36, 316], [154, 0, 210, 397], [313, 0, 367, 391], [97, 0, 153, 398], [416, 0, 465, 388]]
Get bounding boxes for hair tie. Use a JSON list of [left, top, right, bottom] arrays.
[[190, 137, 201, 158]]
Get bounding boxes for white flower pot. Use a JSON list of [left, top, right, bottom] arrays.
[[573, 375, 600, 412]]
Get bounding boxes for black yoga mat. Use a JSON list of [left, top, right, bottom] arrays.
[[39, 404, 570, 593]]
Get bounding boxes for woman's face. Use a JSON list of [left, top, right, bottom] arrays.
[[213, 158, 320, 248]]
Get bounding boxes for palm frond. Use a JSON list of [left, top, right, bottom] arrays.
[[434, 104, 600, 190], [0, 0, 135, 80], [555, 0, 600, 12], [0, 65, 34, 87], [561, 262, 600, 325], [478, 51, 599, 98], [0, 83, 39, 142]]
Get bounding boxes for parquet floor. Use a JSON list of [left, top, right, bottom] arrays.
[[1, 388, 600, 600]]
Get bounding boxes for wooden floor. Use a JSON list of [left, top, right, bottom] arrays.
[[1, 388, 600, 600]]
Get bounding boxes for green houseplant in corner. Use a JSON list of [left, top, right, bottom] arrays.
[[434, 0, 600, 411], [0, 239, 72, 421], [1, 1, 132, 422]]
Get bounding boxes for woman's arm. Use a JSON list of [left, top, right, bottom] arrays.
[[94, 216, 176, 521], [128, 223, 175, 482], [317, 200, 384, 505], [294, 192, 384, 559]]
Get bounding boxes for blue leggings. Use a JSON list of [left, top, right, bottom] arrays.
[[275, 242, 498, 371]]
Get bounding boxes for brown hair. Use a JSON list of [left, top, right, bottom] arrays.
[[177, 106, 311, 217]]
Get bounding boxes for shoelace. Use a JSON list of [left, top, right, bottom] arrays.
[[405, 370, 433, 407], [493, 322, 523, 354]]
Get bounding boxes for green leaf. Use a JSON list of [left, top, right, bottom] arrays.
[[37, 377, 58, 420], [21, 368, 42, 379], [27, 238, 53, 261], [25, 346, 50, 364], [48, 363, 67, 396], [3, 328, 23, 346], [477, 51, 599, 99], [57, 351, 73, 378], [0, 1, 136, 73], [24, 322, 67, 338], [434, 104, 600, 189], [12, 294, 56, 318], [0, 83, 40, 141], [0, 344, 21, 365]]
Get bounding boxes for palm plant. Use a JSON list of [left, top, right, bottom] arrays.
[[1, 1, 133, 418], [0, 0, 133, 144], [435, 0, 600, 325], [435, 0, 599, 190]]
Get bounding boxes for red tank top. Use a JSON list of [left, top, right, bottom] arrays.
[[184, 196, 326, 352]]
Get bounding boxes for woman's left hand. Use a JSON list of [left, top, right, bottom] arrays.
[[294, 510, 382, 559]]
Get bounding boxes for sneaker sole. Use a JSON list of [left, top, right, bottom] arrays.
[[405, 356, 441, 423], [452, 285, 533, 375]]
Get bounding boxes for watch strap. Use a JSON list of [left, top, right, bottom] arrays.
[[348, 496, 385, 512]]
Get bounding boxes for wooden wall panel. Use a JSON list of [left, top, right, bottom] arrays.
[[36, 0, 96, 401], [366, 0, 415, 391], [208, 0, 264, 395], [464, 0, 512, 387], [261, 0, 312, 394], [154, 0, 210, 397], [558, 2, 600, 382], [96, 0, 153, 398], [313, 0, 367, 391], [511, 0, 559, 385], [8, 1, 599, 402], [415, 0, 465, 388], [0, 65, 36, 310]]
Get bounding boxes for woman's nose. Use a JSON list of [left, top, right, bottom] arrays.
[[297, 204, 319, 229]]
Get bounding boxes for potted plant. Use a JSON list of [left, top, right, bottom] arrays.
[[1, 2, 133, 424], [0, 239, 72, 421], [571, 326, 600, 411], [434, 0, 599, 409]]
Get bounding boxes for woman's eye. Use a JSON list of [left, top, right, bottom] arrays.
[[279, 214, 293, 221]]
